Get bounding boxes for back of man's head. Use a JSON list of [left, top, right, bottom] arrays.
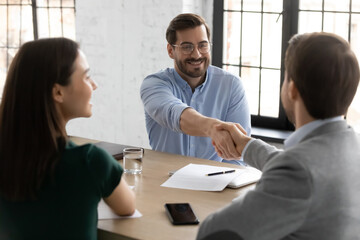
[[285, 32, 360, 119], [166, 13, 210, 45]]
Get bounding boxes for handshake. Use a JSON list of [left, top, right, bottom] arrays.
[[209, 121, 252, 160], [179, 108, 251, 161]]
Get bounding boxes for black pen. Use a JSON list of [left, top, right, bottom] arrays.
[[206, 169, 236, 176]]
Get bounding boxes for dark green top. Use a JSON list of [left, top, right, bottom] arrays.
[[0, 141, 123, 240]]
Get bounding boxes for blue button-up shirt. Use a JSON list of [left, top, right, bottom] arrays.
[[140, 65, 251, 164]]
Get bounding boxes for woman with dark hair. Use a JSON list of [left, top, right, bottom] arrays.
[[0, 38, 135, 239]]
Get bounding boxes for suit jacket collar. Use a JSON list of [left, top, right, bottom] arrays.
[[285, 116, 344, 149], [300, 120, 349, 144]]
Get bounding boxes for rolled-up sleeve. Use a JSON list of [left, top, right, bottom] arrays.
[[140, 74, 189, 133]]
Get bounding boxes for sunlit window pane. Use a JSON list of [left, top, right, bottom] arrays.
[[243, 0, 261, 12], [49, 0, 61, 7], [0, 6, 7, 46], [350, 14, 360, 60], [8, 6, 21, 47], [323, 13, 349, 40], [222, 0, 282, 119], [347, 13, 360, 132], [1, 6, 9, 99], [324, 0, 349, 12], [8, 0, 21, 4], [263, 0, 283, 12], [62, 0, 74, 7], [352, 0, 360, 12], [224, 0, 241, 11], [20, 6, 34, 44], [36, 0, 48, 7], [223, 11, 241, 65], [261, 13, 282, 69], [48, 8, 63, 37], [242, 13, 261, 67], [300, 0, 322, 11], [260, 69, 280, 117], [0, 48, 6, 95], [37, 8, 50, 37], [347, 88, 360, 133], [298, 11, 322, 33], [7, 48, 17, 69], [241, 67, 260, 115], [0, 0, 76, 98], [63, 8, 76, 39]]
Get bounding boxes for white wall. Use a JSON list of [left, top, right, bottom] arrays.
[[67, 0, 213, 148]]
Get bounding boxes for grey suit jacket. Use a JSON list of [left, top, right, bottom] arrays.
[[197, 121, 360, 240]]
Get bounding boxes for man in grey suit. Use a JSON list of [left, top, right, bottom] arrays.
[[197, 32, 360, 240]]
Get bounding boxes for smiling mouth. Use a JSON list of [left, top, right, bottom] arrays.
[[186, 59, 204, 65]]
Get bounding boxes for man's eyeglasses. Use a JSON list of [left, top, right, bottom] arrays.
[[172, 42, 212, 55]]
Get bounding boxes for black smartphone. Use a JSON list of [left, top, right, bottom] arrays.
[[164, 203, 199, 225]]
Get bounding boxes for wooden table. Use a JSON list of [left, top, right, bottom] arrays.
[[71, 137, 255, 240]]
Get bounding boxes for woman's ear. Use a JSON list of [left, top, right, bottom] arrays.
[[52, 83, 64, 103], [167, 43, 174, 59]]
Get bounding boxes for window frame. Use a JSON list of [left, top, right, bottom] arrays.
[[0, 0, 76, 98], [212, 0, 299, 131]]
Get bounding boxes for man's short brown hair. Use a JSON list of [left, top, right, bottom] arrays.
[[285, 32, 360, 119], [166, 13, 211, 45]]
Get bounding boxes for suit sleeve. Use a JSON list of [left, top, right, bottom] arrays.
[[197, 152, 312, 240], [140, 74, 189, 133], [244, 139, 283, 170]]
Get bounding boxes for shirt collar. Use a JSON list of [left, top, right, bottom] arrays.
[[198, 70, 209, 92], [173, 67, 209, 92], [284, 116, 344, 149], [173, 69, 189, 91]]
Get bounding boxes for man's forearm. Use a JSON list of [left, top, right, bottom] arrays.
[[179, 108, 241, 159], [179, 108, 220, 137]]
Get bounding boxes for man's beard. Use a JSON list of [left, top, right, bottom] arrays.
[[175, 57, 209, 78]]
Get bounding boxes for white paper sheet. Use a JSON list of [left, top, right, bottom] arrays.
[[161, 163, 242, 191], [98, 199, 142, 219]]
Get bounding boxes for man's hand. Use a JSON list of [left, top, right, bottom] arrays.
[[212, 122, 252, 160], [208, 125, 241, 160], [179, 108, 249, 160]]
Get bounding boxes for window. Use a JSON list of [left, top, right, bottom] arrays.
[[0, 0, 76, 97], [213, 0, 360, 132]]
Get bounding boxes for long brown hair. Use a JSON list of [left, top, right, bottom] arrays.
[[0, 38, 79, 201]]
